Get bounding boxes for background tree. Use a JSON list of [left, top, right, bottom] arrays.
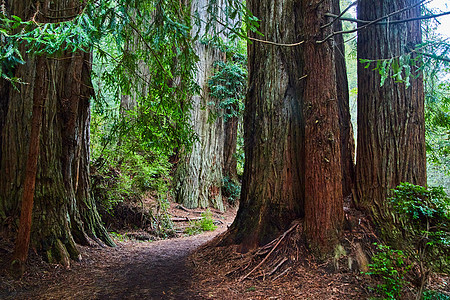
[[174, 0, 239, 211], [333, 0, 356, 198], [355, 0, 427, 242]]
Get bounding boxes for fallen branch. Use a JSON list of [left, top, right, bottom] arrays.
[[175, 205, 190, 212], [171, 217, 203, 222], [268, 257, 289, 276], [239, 223, 299, 282], [272, 267, 292, 281]]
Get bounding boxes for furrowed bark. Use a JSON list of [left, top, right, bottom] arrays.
[[356, 0, 426, 243]]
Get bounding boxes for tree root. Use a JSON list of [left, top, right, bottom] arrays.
[[239, 222, 300, 281]]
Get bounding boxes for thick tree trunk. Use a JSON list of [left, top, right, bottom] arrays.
[[222, 0, 305, 249], [356, 0, 426, 242], [174, 0, 232, 211], [0, 0, 114, 265], [333, 0, 355, 198], [218, 0, 343, 256], [174, 50, 225, 210]]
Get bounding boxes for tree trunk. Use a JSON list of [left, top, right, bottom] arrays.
[[174, 0, 233, 211], [333, 0, 356, 198], [12, 57, 47, 273], [0, 0, 114, 265], [218, 0, 343, 256], [223, 112, 239, 182], [174, 45, 225, 210], [355, 0, 426, 242], [302, 0, 343, 255], [222, 0, 305, 251]]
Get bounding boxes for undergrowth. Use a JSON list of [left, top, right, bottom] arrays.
[[366, 183, 450, 300], [222, 176, 241, 205], [366, 243, 411, 300], [90, 108, 174, 236], [184, 209, 217, 236]]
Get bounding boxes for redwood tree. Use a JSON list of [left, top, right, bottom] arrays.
[[0, 0, 114, 265], [219, 0, 343, 255], [333, 0, 356, 198], [174, 0, 238, 211], [355, 0, 426, 241]]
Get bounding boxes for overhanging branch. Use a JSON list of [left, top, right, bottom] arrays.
[[324, 10, 450, 26], [317, 0, 428, 44]]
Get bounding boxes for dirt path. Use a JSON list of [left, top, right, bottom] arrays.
[[1, 229, 223, 300]]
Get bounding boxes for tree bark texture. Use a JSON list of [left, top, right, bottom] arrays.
[[333, 0, 356, 198], [223, 112, 239, 181], [174, 0, 235, 211], [356, 0, 426, 241], [302, 0, 343, 255], [12, 57, 47, 268], [119, 9, 149, 114], [0, 0, 114, 265], [219, 0, 343, 255]]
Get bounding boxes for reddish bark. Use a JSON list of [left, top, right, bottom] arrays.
[[218, 0, 343, 256], [12, 57, 47, 269], [356, 0, 426, 240], [303, 0, 343, 254]]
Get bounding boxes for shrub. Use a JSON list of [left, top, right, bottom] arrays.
[[184, 209, 217, 236], [222, 176, 241, 205], [366, 243, 411, 300], [423, 290, 450, 300], [389, 183, 450, 298]]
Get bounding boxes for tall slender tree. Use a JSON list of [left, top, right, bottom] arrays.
[[0, 0, 114, 266], [355, 0, 426, 242], [218, 0, 343, 255], [333, 0, 356, 198]]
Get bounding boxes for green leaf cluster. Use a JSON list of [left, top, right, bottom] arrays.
[[389, 182, 450, 295], [366, 243, 411, 300], [206, 39, 247, 121], [184, 209, 217, 236], [360, 54, 415, 88], [221, 176, 241, 205]]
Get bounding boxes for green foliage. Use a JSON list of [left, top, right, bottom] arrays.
[[366, 243, 412, 300], [423, 290, 450, 300], [222, 176, 241, 205], [200, 0, 260, 42], [360, 54, 415, 88], [110, 231, 128, 242], [205, 39, 247, 121], [391, 183, 450, 223], [208, 59, 246, 119], [184, 209, 217, 236], [390, 183, 450, 266], [426, 79, 450, 179], [388, 183, 450, 298], [91, 144, 172, 213], [152, 197, 175, 238]]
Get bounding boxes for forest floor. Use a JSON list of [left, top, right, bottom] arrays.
[[1, 202, 449, 299]]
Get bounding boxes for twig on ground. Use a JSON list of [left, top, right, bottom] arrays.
[[272, 267, 292, 281]]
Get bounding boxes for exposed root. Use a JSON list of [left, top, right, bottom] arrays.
[[190, 220, 308, 284], [239, 222, 300, 281]]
